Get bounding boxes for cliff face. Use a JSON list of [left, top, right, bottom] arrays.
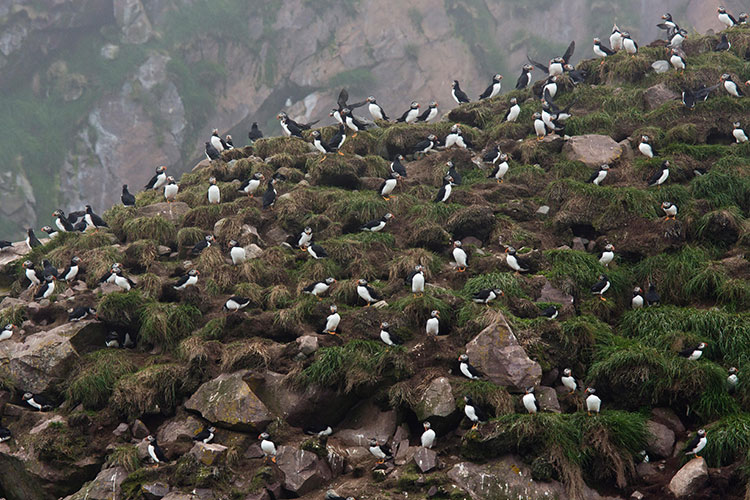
[[0, 0, 740, 238]]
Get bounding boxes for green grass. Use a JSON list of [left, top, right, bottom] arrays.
[[122, 216, 177, 246], [463, 272, 525, 298], [66, 350, 137, 410], [96, 290, 147, 327], [111, 363, 189, 418], [702, 414, 750, 467], [105, 445, 140, 473], [139, 302, 202, 351]]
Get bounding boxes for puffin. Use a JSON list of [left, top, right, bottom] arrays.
[[41, 226, 58, 239], [645, 283, 660, 306], [396, 101, 420, 123], [361, 213, 394, 232], [68, 306, 95, 322], [304, 424, 333, 437], [368, 439, 392, 463], [341, 108, 369, 136], [488, 154, 510, 183], [463, 395, 488, 429], [533, 112, 547, 140], [669, 48, 686, 72], [727, 367, 739, 391], [458, 354, 483, 380], [84, 205, 108, 231], [207, 177, 221, 204], [733, 122, 748, 143], [205, 141, 221, 160], [311, 130, 334, 158], [622, 32, 638, 56], [741, 12, 749, 24], [147, 435, 168, 466], [191, 234, 214, 256], [193, 426, 216, 444], [591, 274, 610, 301], [112, 269, 136, 292], [99, 263, 120, 284], [527, 41, 574, 76], [248, 122, 263, 142], [225, 135, 234, 148], [472, 288, 503, 305], [239, 172, 265, 197], [684, 429, 708, 458], [720, 74, 744, 97], [522, 387, 539, 414], [42, 259, 58, 279], [669, 29, 688, 48], [434, 175, 454, 203], [26, 228, 41, 249], [357, 279, 382, 306], [144, 166, 168, 191], [715, 34, 731, 51], [565, 63, 587, 84], [541, 305, 558, 319], [599, 243, 615, 267], [379, 172, 400, 201], [0, 324, 16, 341], [297, 227, 313, 249], [34, 276, 56, 301], [679, 342, 706, 361], [662, 201, 677, 220], [379, 322, 402, 347], [515, 64, 534, 90], [228, 240, 246, 265], [444, 125, 469, 149], [223, 296, 251, 311], [0, 423, 10, 443], [479, 74, 503, 100], [610, 24, 623, 51], [451, 80, 470, 104], [322, 304, 340, 334], [52, 209, 75, 232], [325, 491, 355, 500], [447, 160, 462, 186], [593, 37, 615, 62], [320, 274, 356, 305], [417, 101, 439, 122], [262, 178, 278, 210], [585, 387, 601, 415], [504, 98, 521, 122], [638, 135, 656, 158], [647, 161, 670, 188], [542, 75, 558, 100], [411, 134, 438, 155], [452, 240, 468, 272], [390, 155, 408, 178], [121, 185, 136, 206], [278, 115, 304, 138], [164, 176, 179, 202], [561, 368, 577, 394], [173, 269, 200, 290], [505, 246, 530, 273], [657, 13, 679, 39], [304, 243, 328, 260], [0, 241, 10, 250], [587, 164, 610, 185], [406, 265, 425, 297], [420, 422, 436, 449], [23, 260, 40, 286], [105, 330, 134, 349], [366, 96, 389, 120], [210, 128, 227, 152], [483, 145, 502, 165], [23, 392, 54, 411], [718, 6, 737, 28], [426, 309, 440, 336], [328, 124, 347, 153], [632, 287, 644, 308]]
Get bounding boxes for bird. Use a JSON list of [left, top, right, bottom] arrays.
[[210, 128, 227, 152], [591, 274, 610, 301], [302, 277, 336, 298], [533, 112, 546, 140], [458, 353, 483, 380], [0, 324, 16, 341], [621, 32, 638, 56], [248, 122, 263, 142], [417, 101, 439, 122], [379, 172, 400, 201], [41, 259, 58, 279], [405, 265, 425, 297], [164, 176, 179, 202], [121, 185, 136, 206], [684, 429, 708, 459], [325, 490, 355, 500], [368, 438, 393, 465], [228, 240, 246, 265], [205, 141, 221, 160], [647, 161, 670, 188], [396, 101, 420, 123], [0, 240, 10, 251], [632, 287, 644, 308], [361, 213, 394, 232], [515, 64, 534, 90], [451, 80, 470, 104], [599, 243, 615, 267], [84, 205, 108, 231], [479, 74, 503, 100], [434, 175, 454, 203], [463, 395, 488, 429], [34, 276, 55, 301], [447, 160, 462, 185], [173, 269, 199, 290], [223, 296, 251, 311], [593, 37, 615, 62], [721, 74, 744, 97], [379, 322, 402, 347], [304, 424, 333, 437], [278, 115, 304, 138], [259, 432, 277, 463], [451, 240, 468, 273], [527, 41, 574, 76], [341, 108, 369, 136], [504, 98, 521, 122], [322, 304, 340, 335], [561, 368, 577, 394], [741, 12, 749, 24], [144, 166, 168, 191], [52, 209, 76, 232], [522, 387, 539, 414], [639, 135, 656, 158], [669, 48, 686, 72], [421, 422, 436, 448], [191, 234, 214, 256], [262, 178, 278, 210], [718, 6, 737, 28], [657, 13, 679, 40], [669, 28, 688, 48], [225, 135, 234, 148], [727, 367, 739, 392], [99, 263, 121, 285], [426, 310, 440, 336], [587, 164, 610, 186], [390, 155, 407, 178], [610, 24, 623, 52], [68, 306, 95, 322], [112, 268, 136, 292], [715, 34, 731, 51], [207, 177, 221, 204], [23, 260, 40, 286], [539, 305, 558, 320], [585, 387, 601, 415], [488, 153, 510, 183], [505, 246, 530, 273], [366, 96, 389, 120], [193, 426, 216, 444], [472, 288, 503, 305], [411, 134, 439, 155], [542, 75, 558, 100], [105, 330, 135, 349], [304, 243, 328, 260], [327, 124, 347, 153], [26, 228, 41, 250], [733, 122, 748, 143], [645, 283, 660, 306], [23, 392, 53, 411], [311, 130, 335, 159], [0, 423, 10, 443], [682, 84, 720, 109], [296, 227, 313, 250], [147, 435, 167, 466], [239, 172, 265, 197], [661, 202, 677, 221], [679, 342, 706, 361]]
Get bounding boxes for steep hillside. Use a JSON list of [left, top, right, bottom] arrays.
[[1, 23, 750, 500]]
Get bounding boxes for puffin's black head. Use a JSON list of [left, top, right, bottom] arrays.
[[209, 177, 217, 185], [205, 234, 215, 242], [254, 172, 264, 180], [147, 435, 156, 443], [380, 321, 390, 330], [604, 243, 614, 251], [431, 310, 439, 318], [423, 421, 432, 430], [451, 80, 459, 88], [22, 392, 32, 401], [458, 353, 469, 362], [585, 387, 596, 395], [563, 368, 572, 376], [523, 64, 534, 72], [41, 226, 53, 234], [23, 260, 33, 269], [697, 429, 706, 437], [324, 277, 336, 285], [729, 367, 738, 374], [157, 165, 167, 173], [633, 286, 642, 295], [27, 228, 35, 235], [718, 6, 727, 14], [428, 134, 438, 141], [453, 240, 462, 248], [509, 98, 517, 105], [493, 74, 503, 82], [357, 278, 368, 286], [311, 130, 321, 138], [525, 387, 534, 394], [533, 112, 542, 119], [329, 304, 337, 313], [662, 160, 670, 168], [187, 269, 200, 277], [593, 37, 601, 44], [662, 13, 672, 20], [3, 323, 14, 331], [411, 101, 420, 109], [366, 96, 376, 103], [505, 246, 516, 255], [429, 101, 437, 108]]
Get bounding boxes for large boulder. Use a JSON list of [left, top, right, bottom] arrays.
[[157, 415, 204, 443], [189, 442, 228, 466], [562, 135, 623, 167], [336, 399, 397, 447], [415, 377, 456, 420], [275, 446, 333, 496], [668, 457, 708, 498], [413, 447, 438, 472], [62, 467, 128, 500], [185, 371, 273, 431], [137, 202, 189, 222], [464, 314, 542, 391], [535, 386, 561, 413], [643, 83, 680, 110], [645, 420, 675, 458]]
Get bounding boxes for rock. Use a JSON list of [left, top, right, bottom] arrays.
[[461, 236, 483, 248], [137, 202, 189, 222], [414, 377, 458, 428], [668, 457, 708, 498], [244, 243, 264, 259], [336, 399, 397, 446], [464, 314, 542, 391], [185, 371, 273, 431], [536, 279, 574, 305], [414, 447, 438, 472], [636, 461, 659, 483], [100, 43, 120, 59], [157, 245, 171, 256], [651, 407, 685, 434], [275, 446, 332, 495], [562, 134, 623, 167], [446, 206, 496, 242], [0, 171, 36, 242], [536, 205, 550, 215], [29, 415, 66, 435], [645, 420, 675, 458], [112, 422, 130, 437], [572, 236, 587, 251], [114, 0, 154, 44], [643, 83, 680, 110], [189, 442, 228, 466], [630, 491, 645, 500], [535, 386, 561, 413], [618, 140, 634, 161], [264, 226, 290, 246], [394, 440, 416, 466], [157, 415, 204, 443], [296, 335, 319, 356], [62, 467, 128, 500], [142, 481, 170, 499], [132, 419, 150, 439]]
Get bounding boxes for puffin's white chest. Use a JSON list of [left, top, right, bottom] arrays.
[[586, 395, 601, 412], [369, 103, 384, 120], [411, 273, 425, 293], [599, 251, 614, 266], [325, 313, 340, 331], [208, 185, 220, 204], [534, 119, 547, 137], [421, 429, 436, 448], [381, 179, 397, 196], [638, 143, 653, 158], [464, 404, 478, 421], [261, 439, 276, 456], [734, 129, 748, 143], [522, 393, 537, 413], [623, 38, 637, 54], [562, 376, 576, 392], [426, 317, 439, 335], [230, 246, 246, 265], [453, 248, 467, 267], [506, 105, 520, 122], [632, 295, 644, 308]]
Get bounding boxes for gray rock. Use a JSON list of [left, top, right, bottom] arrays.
[[112, 422, 130, 437], [562, 134, 623, 167], [645, 420, 675, 458], [668, 457, 708, 498], [572, 237, 587, 251], [414, 447, 438, 472], [157, 415, 203, 443], [394, 440, 416, 466], [245, 243, 264, 260], [643, 83, 680, 110], [535, 386, 561, 413], [414, 377, 458, 428], [132, 419, 150, 439], [336, 400, 397, 446], [114, 0, 154, 44], [61, 466, 128, 500], [536, 205, 550, 215], [276, 446, 333, 495], [536, 279, 574, 305], [189, 442, 228, 466], [157, 245, 171, 256], [296, 335, 319, 356], [137, 202, 189, 222], [651, 407, 685, 433], [141, 481, 170, 499]]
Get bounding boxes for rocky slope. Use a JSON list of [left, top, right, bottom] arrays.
[[1, 18, 750, 500]]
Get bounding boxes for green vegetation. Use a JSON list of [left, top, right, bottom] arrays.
[[66, 350, 137, 410]]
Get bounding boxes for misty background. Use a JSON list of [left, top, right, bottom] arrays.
[[0, 0, 740, 239]]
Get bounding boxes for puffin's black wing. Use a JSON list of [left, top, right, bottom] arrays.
[[0, 240, 12, 249], [91, 213, 108, 227], [362, 219, 380, 230], [586, 170, 600, 183], [527, 56, 548, 73], [391, 160, 407, 177], [262, 185, 276, 210], [173, 275, 190, 288], [378, 180, 388, 194], [404, 269, 418, 286], [366, 285, 382, 301], [683, 434, 700, 453], [562, 40, 575, 63], [482, 147, 498, 163], [515, 71, 529, 90], [695, 83, 721, 100], [479, 83, 495, 100], [34, 393, 54, 407], [647, 169, 663, 186], [144, 174, 159, 190], [728, 13, 739, 25], [193, 429, 211, 441], [380, 443, 393, 457], [122, 191, 136, 206], [302, 281, 320, 293], [473, 402, 489, 422], [299, 119, 319, 130], [433, 185, 447, 203], [248, 123, 264, 140], [98, 271, 113, 283], [287, 121, 304, 138], [191, 240, 208, 255], [472, 289, 490, 301], [591, 278, 607, 293], [337, 89, 349, 110], [311, 244, 328, 258], [68, 210, 85, 223], [396, 109, 411, 122], [416, 108, 431, 121], [455, 87, 470, 103], [411, 138, 431, 153], [154, 444, 168, 462], [678, 346, 695, 358], [600, 43, 615, 56], [448, 166, 462, 186]]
